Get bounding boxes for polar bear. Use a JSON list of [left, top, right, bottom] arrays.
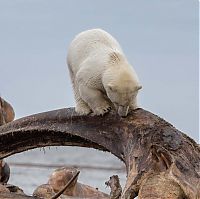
[[67, 29, 142, 117]]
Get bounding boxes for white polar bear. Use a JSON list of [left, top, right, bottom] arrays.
[[67, 29, 142, 117]]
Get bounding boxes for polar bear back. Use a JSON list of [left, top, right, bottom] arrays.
[[67, 29, 124, 75]]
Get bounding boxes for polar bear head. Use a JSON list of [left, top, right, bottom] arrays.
[[103, 57, 142, 117]]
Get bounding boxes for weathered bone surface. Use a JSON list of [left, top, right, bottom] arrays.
[[0, 108, 199, 199], [105, 175, 122, 199], [0, 97, 15, 124]]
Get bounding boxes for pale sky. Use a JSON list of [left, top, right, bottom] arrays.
[[0, 0, 198, 141]]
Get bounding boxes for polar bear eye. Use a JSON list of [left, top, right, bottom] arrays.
[[114, 102, 119, 105], [108, 85, 117, 92]]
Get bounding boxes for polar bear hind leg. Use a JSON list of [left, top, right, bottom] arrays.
[[79, 85, 112, 116]]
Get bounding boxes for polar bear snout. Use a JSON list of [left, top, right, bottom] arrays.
[[117, 105, 129, 117]]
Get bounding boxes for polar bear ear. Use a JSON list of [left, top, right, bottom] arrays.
[[136, 85, 142, 90]]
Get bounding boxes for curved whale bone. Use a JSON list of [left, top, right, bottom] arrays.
[[0, 108, 199, 199]]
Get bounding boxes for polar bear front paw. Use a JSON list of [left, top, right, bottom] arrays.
[[75, 104, 92, 115], [93, 105, 112, 116]]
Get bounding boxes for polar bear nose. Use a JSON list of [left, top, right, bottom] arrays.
[[118, 105, 129, 117]]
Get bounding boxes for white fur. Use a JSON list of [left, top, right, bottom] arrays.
[[67, 29, 142, 116]]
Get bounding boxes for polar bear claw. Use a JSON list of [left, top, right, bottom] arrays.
[[93, 104, 112, 116]]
